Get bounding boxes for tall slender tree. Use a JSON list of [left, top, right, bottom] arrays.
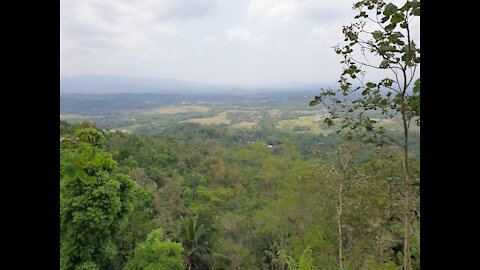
[[332, 143, 359, 270], [310, 1, 420, 269]]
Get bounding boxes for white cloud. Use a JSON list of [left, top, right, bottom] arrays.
[[113, 31, 151, 49], [311, 26, 326, 37], [307, 25, 342, 47], [247, 0, 354, 24], [201, 35, 218, 43], [227, 26, 251, 41], [227, 25, 267, 43], [61, 0, 217, 54], [155, 24, 180, 35]]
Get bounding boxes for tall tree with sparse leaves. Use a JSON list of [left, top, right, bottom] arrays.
[[309, 1, 420, 269]]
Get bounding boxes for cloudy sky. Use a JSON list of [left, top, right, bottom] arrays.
[[60, 0, 420, 86]]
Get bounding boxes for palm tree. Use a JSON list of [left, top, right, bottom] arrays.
[[178, 215, 230, 270], [179, 215, 210, 270]]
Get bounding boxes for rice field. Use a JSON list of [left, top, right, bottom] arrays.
[[61, 114, 104, 120], [139, 105, 210, 115], [230, 121, 257, 129], [277, 116, 333, 134], [180, 112, 231, 125], [180, 110, 259, 128]]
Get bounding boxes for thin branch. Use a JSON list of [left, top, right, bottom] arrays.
[[349, 57, 391, 71], [406, 65, 417, 88], [390, 68, 403, 93]]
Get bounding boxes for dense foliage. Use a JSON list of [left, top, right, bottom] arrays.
[[124, 228, 184, 270], [60, 126, 137, 270], [60, 119, 419, 269]]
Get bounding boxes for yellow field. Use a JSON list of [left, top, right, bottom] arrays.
[[180, 112, 231, 125], [140, 105, 210, 115], [277, 116, 332, 134], [180, 110, 261, 128], [277, 115, 419, 135], [61, 114, 86, 119], [61, 114, 103, 120], [376, 119, 420, 133], [230, 121, 257, 129]]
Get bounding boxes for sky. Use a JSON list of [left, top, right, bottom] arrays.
[[60, 0, 420, 86]]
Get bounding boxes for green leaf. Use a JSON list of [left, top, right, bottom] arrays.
[[380, 60, 389, 68], [411, 0, 420, 9], [63, 164, 79, 179], [385, 23, 396, 31], [347, 31, 358, 41], [83, 176, 98, 184], [384, 3, 398, 17], [77, 170, 97, 184], [372, 31, 383, 40], [379, 44, 395, 53], [400, 1, 411, 12], [382, 78, 393, 87], [391, 13, 403, 24], [413, 78, 420, 94]]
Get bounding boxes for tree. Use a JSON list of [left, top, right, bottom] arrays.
[[178, 215, 212, 270], [298, 246, 314, 270], [124, 228, 184, 270], [331, 143, 359, 270], [60, 128, 137, 270], [309, 1, 420, 269], [112, 187, 156, 270], [178, 215, 230, 270]]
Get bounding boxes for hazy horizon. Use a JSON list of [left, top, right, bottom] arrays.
[[59, 73, 336, 95], [60, 73, 333, 87]]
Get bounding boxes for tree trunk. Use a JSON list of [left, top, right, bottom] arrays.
[[402, 14, 414, 270], [338, 179, 344, 270], [402, 118, 411, 270]]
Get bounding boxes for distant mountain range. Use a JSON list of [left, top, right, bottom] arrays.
[[60, 74, 329, 94]]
